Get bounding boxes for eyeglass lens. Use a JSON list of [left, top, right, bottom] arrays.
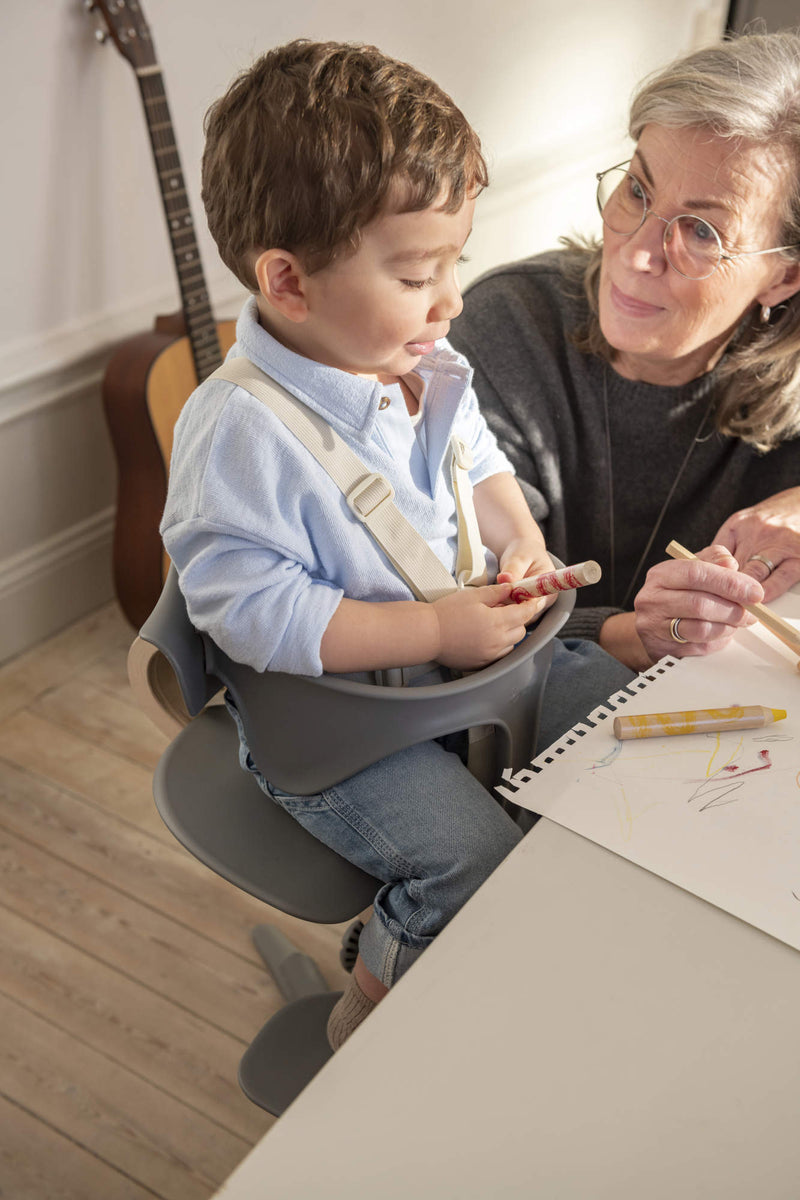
[[597, 167, 721, 279]]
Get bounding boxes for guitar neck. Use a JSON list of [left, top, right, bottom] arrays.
[[136, 67, 223, 382]]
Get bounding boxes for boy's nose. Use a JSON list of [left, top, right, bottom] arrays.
[[430, 272, 463, 321]]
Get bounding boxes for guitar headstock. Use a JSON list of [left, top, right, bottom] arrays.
[[86, 0, 157, 72]]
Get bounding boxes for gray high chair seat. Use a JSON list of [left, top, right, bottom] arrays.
[[128, 565, 574, 1115]]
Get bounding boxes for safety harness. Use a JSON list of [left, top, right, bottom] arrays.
[[210, 357, 488, 602]]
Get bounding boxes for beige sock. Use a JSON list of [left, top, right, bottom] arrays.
[[326, 971, 377, 1051]]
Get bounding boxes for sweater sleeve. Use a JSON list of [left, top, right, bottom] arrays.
[[449, 283, 552, 527], [561, 604, 626, 643], [451, 254, 617, 645]]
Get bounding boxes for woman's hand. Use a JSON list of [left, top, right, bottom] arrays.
[[631, 544, 763, 663], [713, 487, 800, 602]]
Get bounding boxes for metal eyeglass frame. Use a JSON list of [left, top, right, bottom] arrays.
[[596, 161, 799, 280]]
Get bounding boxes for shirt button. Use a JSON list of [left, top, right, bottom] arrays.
[[378, 396, 391, 411]]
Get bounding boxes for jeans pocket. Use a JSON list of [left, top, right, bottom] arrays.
[[263, 778, 330, 816]]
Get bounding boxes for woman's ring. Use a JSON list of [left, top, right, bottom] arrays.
[[669, 617, 688, 644], [746, 553, 775, 575]]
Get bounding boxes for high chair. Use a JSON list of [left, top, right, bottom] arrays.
[[128, 565, 574, 1115]]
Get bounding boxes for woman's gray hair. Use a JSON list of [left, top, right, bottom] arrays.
[[572, 30, 800, 451]]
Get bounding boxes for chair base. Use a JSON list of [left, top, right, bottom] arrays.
[[238, 991, 341, 1115]]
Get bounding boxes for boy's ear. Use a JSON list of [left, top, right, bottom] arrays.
[[253, 249, 310, 323]]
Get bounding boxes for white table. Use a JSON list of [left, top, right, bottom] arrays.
[[214, 812, 800, 1198]]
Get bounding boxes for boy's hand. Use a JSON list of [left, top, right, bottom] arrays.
[[432, 583, 542, 669], [495, 542, 557, 623]]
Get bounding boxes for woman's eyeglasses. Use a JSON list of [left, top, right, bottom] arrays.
[[596, 162, 798, 280]]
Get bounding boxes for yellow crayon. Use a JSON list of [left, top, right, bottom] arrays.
[[613, 704, 787, 741]]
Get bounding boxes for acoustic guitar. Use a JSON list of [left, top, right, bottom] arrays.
[[88, 0, 236, 627]]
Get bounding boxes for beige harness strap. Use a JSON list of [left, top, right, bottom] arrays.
[[211, 357, 487, 602]]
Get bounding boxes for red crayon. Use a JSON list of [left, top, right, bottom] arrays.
[[509, 560, 602, 602]]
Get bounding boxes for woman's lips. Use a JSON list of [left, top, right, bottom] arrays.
[[610, 283, 664, 317]]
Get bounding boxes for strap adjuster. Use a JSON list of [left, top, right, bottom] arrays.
[[450, 436, 474, 470], [346, 473, 395, 522]]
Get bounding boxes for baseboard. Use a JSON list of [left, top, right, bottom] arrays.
[[0, 508, 117, 665]]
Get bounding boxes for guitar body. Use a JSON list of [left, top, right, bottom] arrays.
[[103, 314, 236, 628]]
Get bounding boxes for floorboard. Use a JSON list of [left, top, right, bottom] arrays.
[[0, 601, 350, 1198]]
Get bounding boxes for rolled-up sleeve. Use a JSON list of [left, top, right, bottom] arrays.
[[161, 385, 344, 674], [164, 520, 342, 674]]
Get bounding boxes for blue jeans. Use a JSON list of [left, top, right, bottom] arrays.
[[229, 636, 635, 988], [231, 721, 522, 988], [537, 638, 635, 752]]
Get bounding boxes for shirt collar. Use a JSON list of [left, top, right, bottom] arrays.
[[233, 296, 470, 443]]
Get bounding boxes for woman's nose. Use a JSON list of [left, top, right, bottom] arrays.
[[622, 210, 668, 274]]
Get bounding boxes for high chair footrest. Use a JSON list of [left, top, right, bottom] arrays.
[[238, 991, 341, 1115], [251, 924, 330, 1001]]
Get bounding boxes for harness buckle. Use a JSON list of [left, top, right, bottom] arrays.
[[346, 473, 395, 522]]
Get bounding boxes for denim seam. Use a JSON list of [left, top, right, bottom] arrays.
[[380, 934, 400, 985], [320, 782, 418, 879]]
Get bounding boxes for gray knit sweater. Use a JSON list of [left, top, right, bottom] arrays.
[[450, 250, 800, 641]]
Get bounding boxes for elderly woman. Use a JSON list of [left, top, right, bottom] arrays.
[[451, 31, 800, 672]]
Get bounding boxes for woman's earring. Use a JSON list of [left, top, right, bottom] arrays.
[[760, 304, 772, 324]]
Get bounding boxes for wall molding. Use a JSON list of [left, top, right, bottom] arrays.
[[0, 506, 118, 665], [0, 506, 114, 603]]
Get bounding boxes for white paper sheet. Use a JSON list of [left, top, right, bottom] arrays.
[[500, 590, 800, 952]]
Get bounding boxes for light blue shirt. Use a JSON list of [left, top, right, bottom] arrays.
[[161, 297, 514, 675]]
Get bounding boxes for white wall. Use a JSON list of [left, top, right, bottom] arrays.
[[0, 0, 726, 660]]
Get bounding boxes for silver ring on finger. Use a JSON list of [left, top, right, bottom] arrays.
[[669, 617, 689, 644], [746, 553, 775, 576]]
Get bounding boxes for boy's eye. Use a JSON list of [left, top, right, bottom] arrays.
[[399, 257, 469, 290]]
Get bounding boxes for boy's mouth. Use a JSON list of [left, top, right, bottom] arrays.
[[405, 338, 439, 356]]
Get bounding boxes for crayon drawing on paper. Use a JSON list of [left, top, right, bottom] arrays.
[[504, 591, 800, 953]]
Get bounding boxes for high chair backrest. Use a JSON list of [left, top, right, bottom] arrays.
[[129, 565, 575, 794], [128, 565, 223, 738]]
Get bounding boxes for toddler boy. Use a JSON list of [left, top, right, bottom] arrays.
[[162, 39, 555, 1048]]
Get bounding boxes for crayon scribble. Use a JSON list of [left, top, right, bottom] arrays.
[[688, 749, 772, 811], [588, 741, 623, 772], [575, 728, 796, 843]]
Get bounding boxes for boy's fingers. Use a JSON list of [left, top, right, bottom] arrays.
[[478, 581, 514, 604]]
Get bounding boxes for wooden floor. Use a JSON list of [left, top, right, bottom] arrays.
[[0, 602, 350, 1199]]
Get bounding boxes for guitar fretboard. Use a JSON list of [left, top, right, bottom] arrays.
[[137, 68, 223, 382]]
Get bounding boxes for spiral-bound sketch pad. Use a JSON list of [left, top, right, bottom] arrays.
[[499, 589, 800, 953]]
